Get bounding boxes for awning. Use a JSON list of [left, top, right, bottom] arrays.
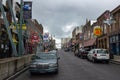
[[84, 38, 96, 47]]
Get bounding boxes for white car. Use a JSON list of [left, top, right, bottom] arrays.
[[87, 49, 110, 63]]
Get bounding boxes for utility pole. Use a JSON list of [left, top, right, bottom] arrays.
[[7, 0, 24, 56], [19, 0, 25, 55]]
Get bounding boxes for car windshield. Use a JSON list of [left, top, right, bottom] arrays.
[[35, 53, 57, 60], [97, 49, 108, 54]]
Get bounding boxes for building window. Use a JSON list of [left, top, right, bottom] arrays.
[[88, 30, 90, 39], [104, 24, 106, 34]]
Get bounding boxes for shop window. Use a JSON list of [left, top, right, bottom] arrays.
[[116, 42, 120, 55], [116, 35, 119, 42], [110, 37, 112, 43], [119, 34, 120, 41], [119, 42, 120, 55], [112, 36, 115, 43]]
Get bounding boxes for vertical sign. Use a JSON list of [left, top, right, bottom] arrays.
[[23, 1, 32, 19], [43, 33, 49, 41]]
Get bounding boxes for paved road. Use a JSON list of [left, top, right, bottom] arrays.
[[15, 50, 120, 80]]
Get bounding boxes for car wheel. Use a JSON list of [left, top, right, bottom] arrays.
[[87, 57, 89, 61], [54, 70, 58, 74], [81, 55, 83, 59], [92, 58, 96, 63]]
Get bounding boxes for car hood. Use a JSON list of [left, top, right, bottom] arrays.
[[32, 59, 57, 64]]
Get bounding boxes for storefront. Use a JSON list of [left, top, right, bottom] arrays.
[[83, 38, 96, 49], [109, 34, 120, 55]]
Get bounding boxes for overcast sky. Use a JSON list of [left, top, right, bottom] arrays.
[[25, 0, 120, 48]]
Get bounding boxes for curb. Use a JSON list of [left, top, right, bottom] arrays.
[[5, 66, 29, 80], [110, 60, 120, 65]]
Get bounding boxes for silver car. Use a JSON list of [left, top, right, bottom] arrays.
[[30, 52, 60, 74], [87, 49, 110, 63]]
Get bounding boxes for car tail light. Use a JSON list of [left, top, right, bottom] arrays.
[[94, 53, 97, 57]]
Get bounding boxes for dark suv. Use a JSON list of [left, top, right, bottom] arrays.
[[79, 48, 90, 59]]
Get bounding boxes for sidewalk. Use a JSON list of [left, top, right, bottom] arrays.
[[110, 55, 120, 65]]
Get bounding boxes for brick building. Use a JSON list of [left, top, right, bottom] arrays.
[[109, 5, 120, 55], [82, 20, 97, 49], [96, 10, 110, 50]]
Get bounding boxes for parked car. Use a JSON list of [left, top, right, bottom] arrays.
[[78, 48, 90, 58], [87, 48, 110, 63], [30, 52, 60, 74], [64, 48, 70, 52]]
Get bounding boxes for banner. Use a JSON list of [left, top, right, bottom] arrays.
[[23, 1, 32, 19]]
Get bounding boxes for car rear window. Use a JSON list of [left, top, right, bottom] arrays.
[[97, 49, 108, 54], [36, 53, 57, 59]]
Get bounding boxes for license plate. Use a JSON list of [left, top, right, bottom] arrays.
[[101, 54, 106, 56]]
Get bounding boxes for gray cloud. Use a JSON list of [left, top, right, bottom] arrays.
[[27, 0, 120, 44]]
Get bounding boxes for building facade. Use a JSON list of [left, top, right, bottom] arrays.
[[109, 5, 120, 55], [61, 38, 71, 48], [96, 10, 110, 50], [82, 20, 97, 49]]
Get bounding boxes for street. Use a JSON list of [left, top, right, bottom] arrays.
[[14, 50, 120, 80]]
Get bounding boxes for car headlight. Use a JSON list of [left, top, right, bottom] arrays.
[[49, 63, 57, 67], [30, 64, 36, 67]]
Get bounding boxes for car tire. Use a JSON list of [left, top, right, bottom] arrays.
[[81, 55, 83, 59], [54, 70, 58, 74], [92, 58, 96, 63], [87, 57, 89, 61]]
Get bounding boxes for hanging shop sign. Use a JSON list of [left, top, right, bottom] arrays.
[[31, 32, 40, 43], [23, 1, 32, 19], [93, 26, 102, 36], [10, 24, 27, 30]]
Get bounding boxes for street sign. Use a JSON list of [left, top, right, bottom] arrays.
[[23, 1, 32, 19]]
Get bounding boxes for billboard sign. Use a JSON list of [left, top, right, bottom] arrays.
[[23, 1, 32, 19]]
